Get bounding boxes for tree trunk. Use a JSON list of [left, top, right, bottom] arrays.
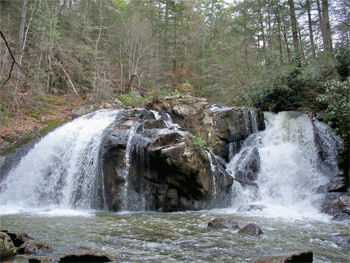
[[306, 0, 316, 56], [321, 0, 333, 54], [288, 0, 301, 65], [18, 0, 28, 54]]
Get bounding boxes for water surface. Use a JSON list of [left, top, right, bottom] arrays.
[[1, 209, 348, 262]]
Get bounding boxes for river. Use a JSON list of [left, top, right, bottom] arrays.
[[1, 209, 349, 262]]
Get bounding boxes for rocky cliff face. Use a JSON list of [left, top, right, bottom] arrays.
[[100, 96, 265, 212]]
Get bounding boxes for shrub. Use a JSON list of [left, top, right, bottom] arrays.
[[118, 91, 144, 106], [247, 81, 299, 112], [317, 78, 350, 142], [192, 133, 206, 148], [335, 45, 350, 81]]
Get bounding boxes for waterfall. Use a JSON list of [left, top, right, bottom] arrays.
[[227, 111, 341, 218], [0, 109, 121, 213], [205, 149, 218, 198], [120, 122, 141, 210]]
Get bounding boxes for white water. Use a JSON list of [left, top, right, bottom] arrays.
[[0, 109, 121, 214], [227, 111, 339, 220], [120, 122, 141, 210], [205, 149, 218, 198]]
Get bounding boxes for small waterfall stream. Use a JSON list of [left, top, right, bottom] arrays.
[[0, 109, 121, 212], [205, 149, 218, 198], [227, 111, 341, 218], [120, 122, 141, 211]]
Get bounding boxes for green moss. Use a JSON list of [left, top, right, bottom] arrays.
[[192, 133, 206, 148], [40, 118, 71, 136], [0, 133, 34, 156]]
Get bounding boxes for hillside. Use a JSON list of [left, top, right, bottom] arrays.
[[0, 93, 85, 151]]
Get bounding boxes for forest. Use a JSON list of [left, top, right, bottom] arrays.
[[0, 0, 349, 144]]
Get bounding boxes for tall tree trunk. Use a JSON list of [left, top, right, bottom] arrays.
[[288, 0, 301, 65], [306, 0, 316, 56], [282, 22, 291, 63], [321, 0, 333, 54], [18, 0, 28, 54]]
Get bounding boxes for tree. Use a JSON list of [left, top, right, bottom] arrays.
[[114, 13, 154, 92], [288, 0, 301, 65]]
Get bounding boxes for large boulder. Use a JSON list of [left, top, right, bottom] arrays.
[[254, 250, 313, 263], [13, 231, 34, 247], [0, 232, 17, 259], [151, 95, 265, 161], [238, 223, 263, 236], [102, 108, 233, 212]]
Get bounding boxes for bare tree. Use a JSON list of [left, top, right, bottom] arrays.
[[116, 14, 154, 92]]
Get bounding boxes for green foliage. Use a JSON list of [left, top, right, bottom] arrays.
[[247, 80, 299, 112], [317, 78, 350, 142], [192, 133, 206, 148], [157, 86, 171, 96], [335, 45, 350, 81], [118, 91, 145, 106], [245, 57, 338, 112]]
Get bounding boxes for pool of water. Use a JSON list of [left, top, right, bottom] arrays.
[[1, 209, 348, 262]]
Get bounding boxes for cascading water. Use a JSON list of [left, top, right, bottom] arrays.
[[205, 149, 218, 198], [227, 111, 341, 219], [120, 122, 142, 211], [0, 109, 121, 213]]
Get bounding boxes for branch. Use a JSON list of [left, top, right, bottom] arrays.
[[57, 61, 78, 96], [0, 30, 27, 90]]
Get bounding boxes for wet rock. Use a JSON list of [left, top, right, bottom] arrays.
[[322, 193, 350, 220], [238, 223, 263, 236], [326, 234, 350, 247], [152, 96, 264, 162], [13, 231, 34, 247], [0, 232, 17, 259], [208, 218, 240, 230], [102, 108, 233, 212], [254, 250, 313, 263], [60, 247, 114, 262], [29, 256, 57, 263], [17, 240, 52, 254], [0, 230, 17, 243], [326, 174, 347, 192], [233, 147, 260, 182]]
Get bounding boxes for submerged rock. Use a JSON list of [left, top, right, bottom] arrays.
[[254, 250, 313, 263], [238, 223, 263, 236], [60, 247, 114, 262], [326, 234, 350, 247], [0, 232, 17, 259], [208, 218, 240, 230], [29, 256, 57, 263]]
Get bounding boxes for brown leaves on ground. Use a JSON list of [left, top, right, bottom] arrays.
[[0, 93, 85, 147]]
